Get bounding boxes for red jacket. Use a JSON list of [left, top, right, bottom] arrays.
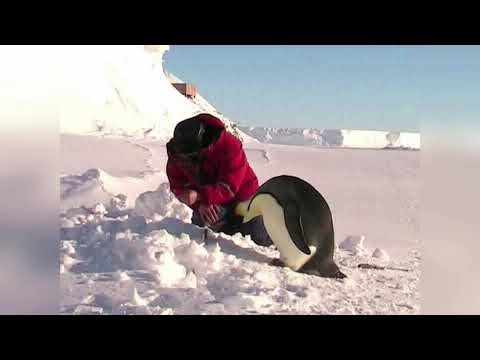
[[166, 114, 259, 207]]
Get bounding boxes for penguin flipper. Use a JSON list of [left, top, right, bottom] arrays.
[[283, 202, 311, 255]]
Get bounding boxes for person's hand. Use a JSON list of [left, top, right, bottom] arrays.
[[178, 190, 198, 206], [198, 204, 220, 226]]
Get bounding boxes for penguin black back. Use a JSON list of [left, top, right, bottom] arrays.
[[250, 175, 334, 233], [249, 175, 345, 279]]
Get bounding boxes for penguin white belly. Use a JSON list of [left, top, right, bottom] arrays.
[[257, 195, 316, 271]]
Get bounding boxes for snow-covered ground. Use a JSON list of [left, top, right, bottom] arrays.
[[60, 134, 419, 315], [59, 45, 420, 315]]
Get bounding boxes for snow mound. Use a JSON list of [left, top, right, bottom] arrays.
[[61, 168, 121, 210], [239, 126, 420, 150], [59, 45, 201, 140], [59, 45, 254, 144], [133, 183, 192, 222], [113, 271, 131, 282], [342, 130, 420, 150], [339, 235, 369, 255], [372, 248, 390, 261], [60, 168, 167, 211]]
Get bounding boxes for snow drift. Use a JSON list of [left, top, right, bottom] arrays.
[[60, 179, 420, 315], [60, 168, 168, 211]]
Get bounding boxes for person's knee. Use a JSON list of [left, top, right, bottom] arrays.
[[191, 211, 205, 227]]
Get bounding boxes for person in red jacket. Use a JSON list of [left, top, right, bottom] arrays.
[[166, 113, 272, 246]]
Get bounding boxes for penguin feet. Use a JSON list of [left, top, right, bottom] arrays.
[[269, 258, 287, 268], [321, 266, 347, 279], [301, 260, 348, 279], [327, 268, 348, 279], [300, 268, 347, 279]]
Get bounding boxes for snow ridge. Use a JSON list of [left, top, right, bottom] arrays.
[[239, 126, 420, 150]]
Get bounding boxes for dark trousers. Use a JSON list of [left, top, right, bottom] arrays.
[[191, 206, 273, 247]]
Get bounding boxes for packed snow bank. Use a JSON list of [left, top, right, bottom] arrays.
[[239, 126, 420, 150]]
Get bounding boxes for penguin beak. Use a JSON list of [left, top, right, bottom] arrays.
[[242, 211, 255, 224]]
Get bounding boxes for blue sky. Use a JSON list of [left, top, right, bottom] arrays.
[[164, 46, 480, 132]]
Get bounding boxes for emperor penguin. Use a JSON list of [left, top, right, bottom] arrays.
[[235, 175, 346, 279]]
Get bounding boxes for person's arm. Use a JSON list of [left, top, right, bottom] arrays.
[[198, 136, 249, 205]]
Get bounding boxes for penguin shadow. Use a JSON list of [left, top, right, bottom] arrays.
[[148, 288, 200, 309], [145, 217, 204, 239], [128, 270, 159, 282], [80, 270, 157, 286], [209, 233, 274, 265], [285, 284, 308, 298], [147, 217, 274, 265]]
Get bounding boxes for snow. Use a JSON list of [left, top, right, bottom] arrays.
[[58, 44, 418, 149], [59, 45, 420, 315], [60, 167, 168, 211], [372, 248, 391, 262], [113, 270, 131, 282], [133, 183, 193, 222], [164, 70, 258, 144], [239, 126, 420, 150], [59, 45, 200, 139], [59, 45, 251, 144], [339, 235, 369, 255], [60, 134, 420, 315]]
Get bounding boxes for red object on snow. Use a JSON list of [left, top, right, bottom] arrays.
[[167, 114, 259, 207]]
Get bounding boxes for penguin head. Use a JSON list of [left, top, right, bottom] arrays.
[[242, 193, 277, 223], [234, 200, 251, 218], [234, 195, 266, 223]]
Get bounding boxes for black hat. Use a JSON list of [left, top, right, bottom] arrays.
[[171, 117, 206, 155]]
